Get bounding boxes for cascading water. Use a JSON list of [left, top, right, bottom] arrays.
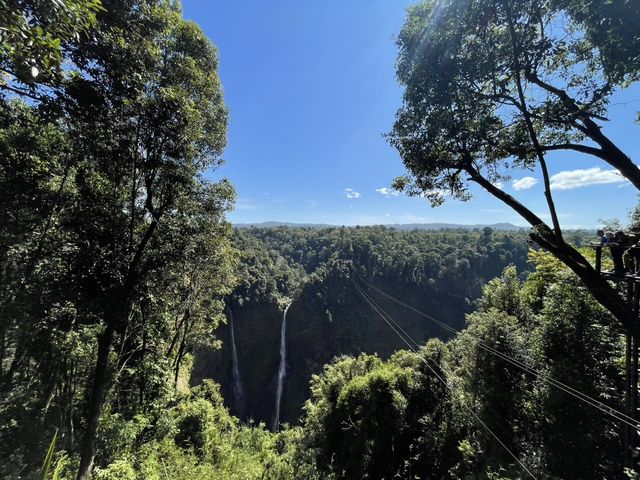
[[272, 303, 291, 431], [228, 309, 244, 416]]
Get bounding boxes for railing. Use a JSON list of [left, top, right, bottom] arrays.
[[590, 243, 640, 280]]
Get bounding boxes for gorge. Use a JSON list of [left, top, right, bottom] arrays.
[[191, 225, 577, 427]]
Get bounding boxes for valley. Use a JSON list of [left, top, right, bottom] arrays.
[[192, 225, 535, 427]]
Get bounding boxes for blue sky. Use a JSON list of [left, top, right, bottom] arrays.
[[182, 0, 640, 228]]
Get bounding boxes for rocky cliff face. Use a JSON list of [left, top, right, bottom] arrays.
[[192, 302, 283, 425], [192, 275, 471, 427]]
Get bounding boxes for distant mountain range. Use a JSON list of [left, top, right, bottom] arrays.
[[234, 221, 525, 231]]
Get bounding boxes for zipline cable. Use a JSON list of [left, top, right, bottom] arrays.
[[352, 280, 538, 480], [355, 275, 639, 431], [355, 282, 528, 456]]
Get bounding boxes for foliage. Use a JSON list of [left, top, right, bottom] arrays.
[[0, 0, 103, 86], [236, 225, 536, 303], [0, 0, 234, 477], [0, 0, 633, 478], [299, 255, 625, 478], [390, 0, 640, 202], [205, 225, 544, 426]]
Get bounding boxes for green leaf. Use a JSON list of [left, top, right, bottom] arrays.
[[40, 429, 58, 480]]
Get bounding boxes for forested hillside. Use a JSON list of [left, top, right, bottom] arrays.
[[299, 252, 625, 479]]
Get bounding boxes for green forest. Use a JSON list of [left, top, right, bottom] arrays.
[[1, 0, 640, 479]]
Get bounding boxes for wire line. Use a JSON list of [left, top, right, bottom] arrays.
[[355, 275, 639, 431], [352, 280, 538, 480]]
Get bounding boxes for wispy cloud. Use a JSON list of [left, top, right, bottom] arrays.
[[235, 198, 259, 210], [493, 181, 504, 190], [482, 208, 510, 214], [375, 187, 400, 197], [344, 188, 361, 199], [550, 167, 628, 190], [535, 212, 574, 220], [512, 176, 538, 190]]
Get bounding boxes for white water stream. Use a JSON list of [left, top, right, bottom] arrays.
[[229, 309, 244, 415], [272, 304, 291, 431]]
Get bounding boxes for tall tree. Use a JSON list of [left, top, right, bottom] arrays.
[[389, 0, 640, 329], [0, 0, 231, 477], [64, 2, 230, 477]]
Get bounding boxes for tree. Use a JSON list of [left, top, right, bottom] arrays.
[[302, 348, 463, 479], [389, 0, 640, 329], [533, 272, 623, 477], [0, 0, 231, 477], [63, 2, 230, 477], [0, 0, 103, 88], [451, 260, 624, 477]]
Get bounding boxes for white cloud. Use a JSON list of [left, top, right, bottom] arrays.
[[493, 181, 504, 190], [550, 167, 628, 190], [375, 187, 400, 197], [344, 188, 361, 199], [512, 176, 538, 190]]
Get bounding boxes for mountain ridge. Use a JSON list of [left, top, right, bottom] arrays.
[[234, 221, 525, 231]]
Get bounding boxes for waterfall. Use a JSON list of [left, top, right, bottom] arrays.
[[272, 303, 291, 431], [229, 309, 244, 416]]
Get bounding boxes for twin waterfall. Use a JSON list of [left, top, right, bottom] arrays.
[[272, 304, 291, 431], [228, 309, 244, 416], [228, 304, 291, 431]]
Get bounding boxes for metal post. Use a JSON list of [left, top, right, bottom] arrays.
[[625, 280, 636, 469], [626, 330, 632, 467], [625, 280, 640, 469], [632, 281, 640, 467], [633, 333, 638, 465]]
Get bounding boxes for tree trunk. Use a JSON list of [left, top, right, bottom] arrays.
[[76, 219, 158, 479], [505, 3, 563, 240], [76, 322, 115, 480], [533, 234, 636, 329]]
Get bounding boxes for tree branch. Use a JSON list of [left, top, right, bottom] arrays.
[[464, 165, 549, 230], [540, 143, 605, 157], [505, 3, 563, 239], [524, 69, 640, 190]]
